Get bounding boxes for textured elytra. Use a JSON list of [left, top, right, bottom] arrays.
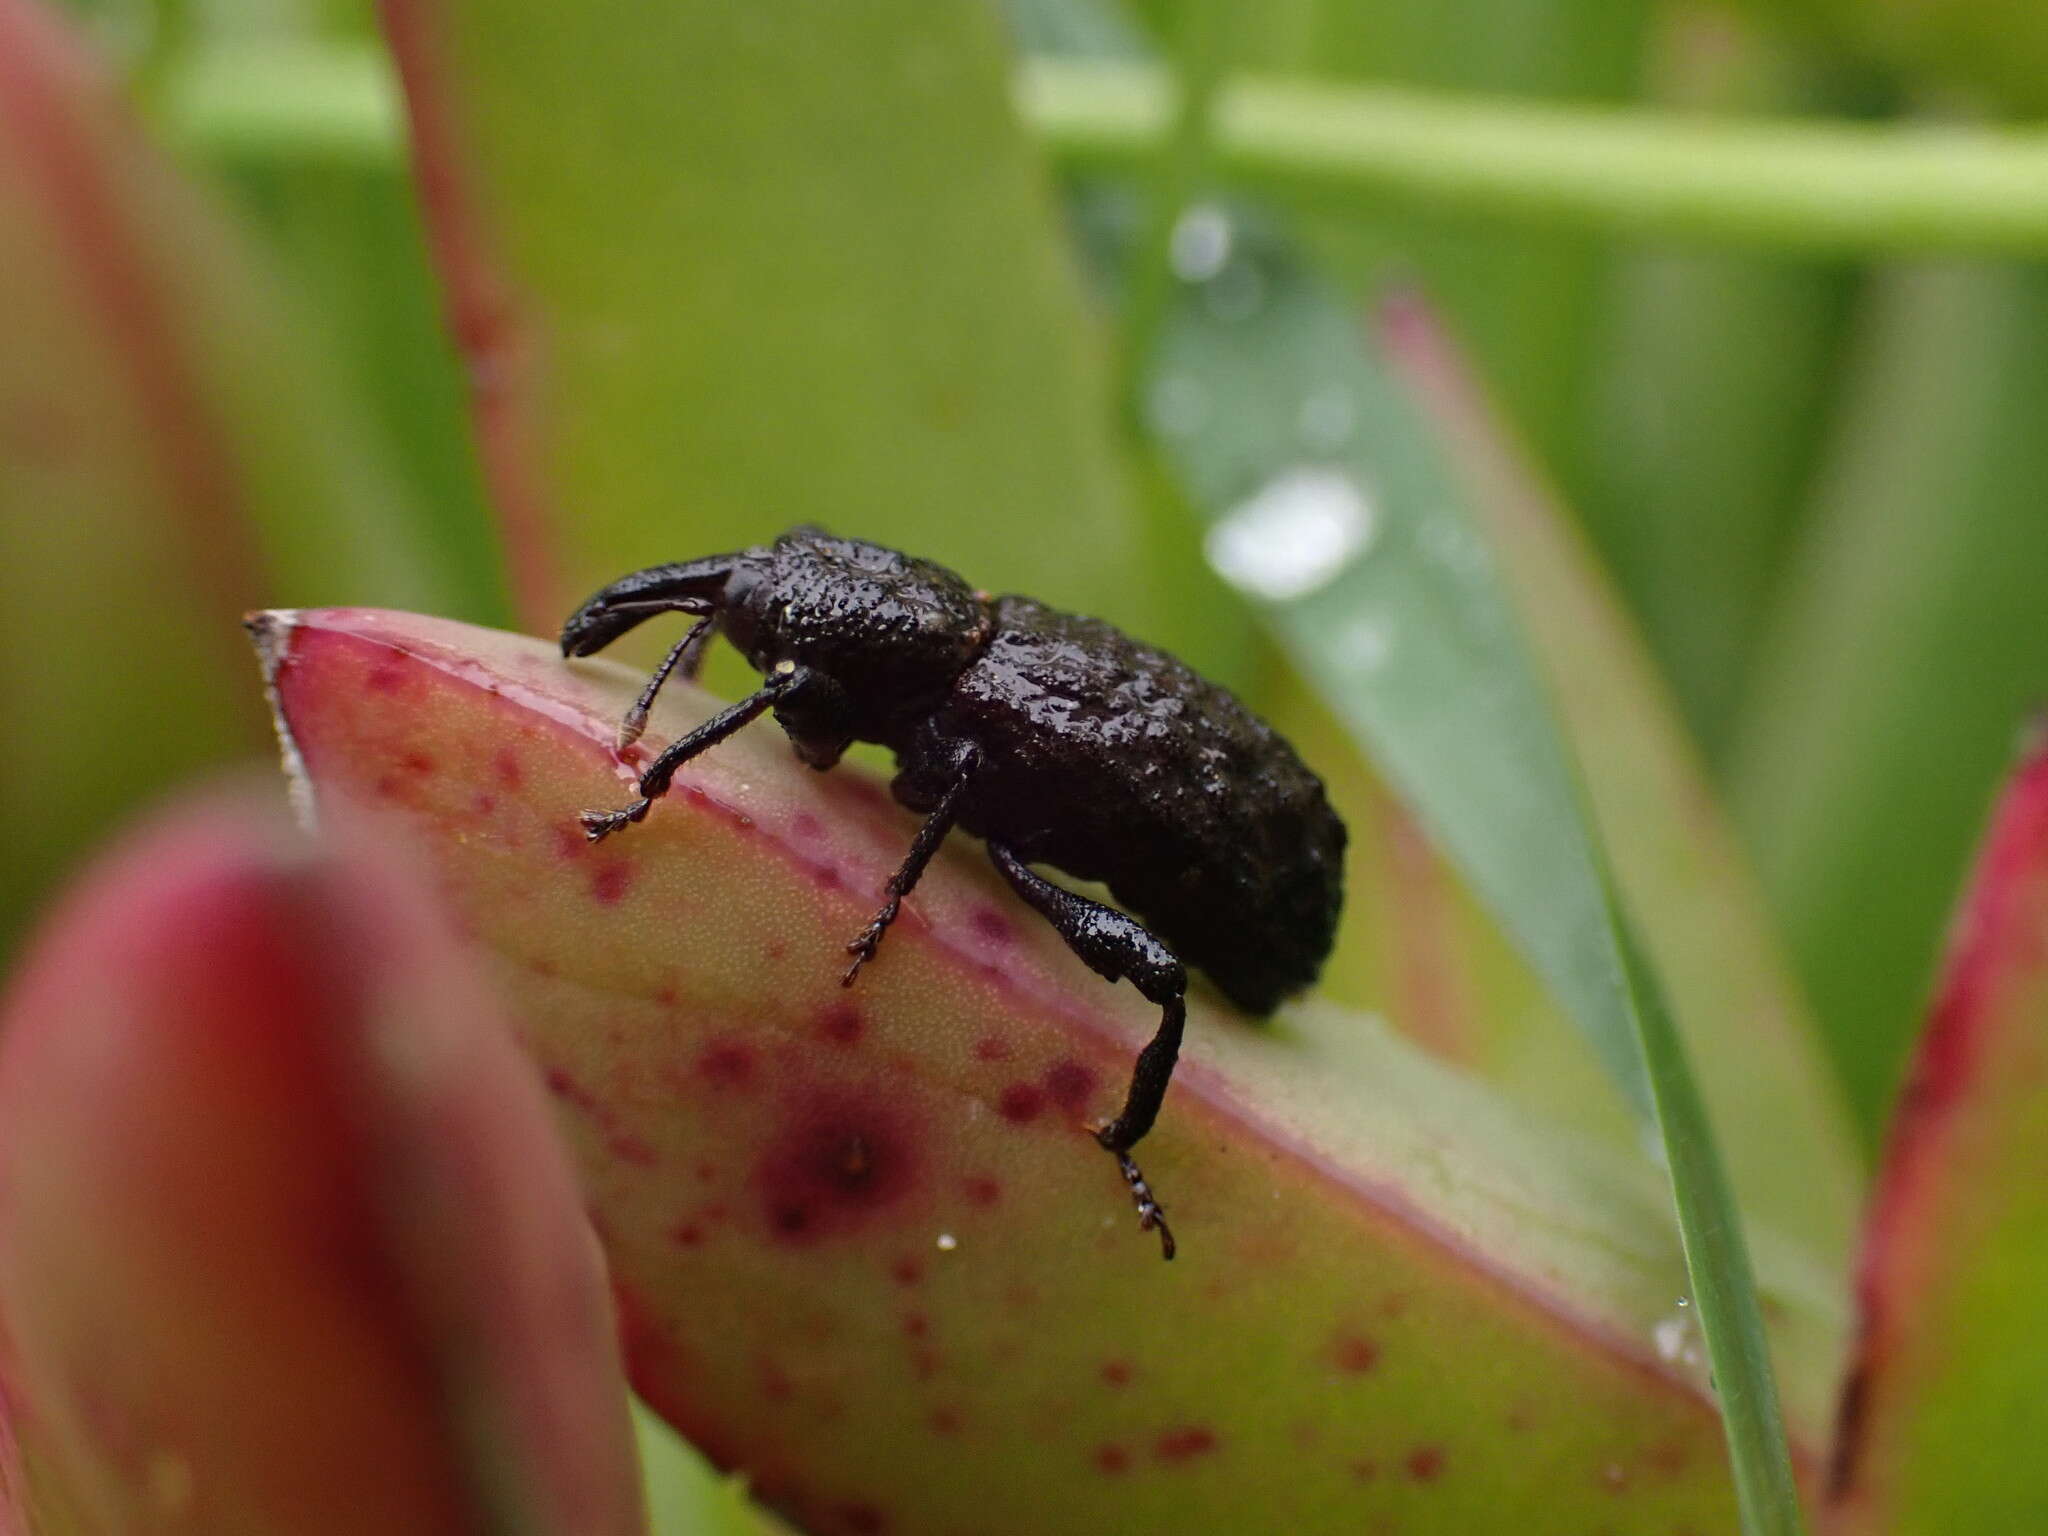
[[255, 607, 1839, 1536]]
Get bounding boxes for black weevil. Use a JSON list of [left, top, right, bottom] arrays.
[[562, 527, 1347, 1258]]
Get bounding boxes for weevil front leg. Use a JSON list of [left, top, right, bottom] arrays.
[[615, 613, 716, 750], [987, 843, 1187, 1261], [841, 743, 979, 985], [580, 663, 803, 842]]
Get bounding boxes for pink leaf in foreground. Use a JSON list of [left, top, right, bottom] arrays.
[[0, 790, 643, 1534], [1827, 726, 2048, 1533]]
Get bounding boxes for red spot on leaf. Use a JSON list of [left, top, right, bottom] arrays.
[[837, 1504, 886, 1536], [1331, 1334, 1380, 1373], [1646, 1438, 1689, 1478], [963, 1175, 1001, 1207], [671, 1223, 705, 1248], [551, 825, 584, 861], [812, 864, 843, 891], [1100, 1359, 1132, 1388], [817, 1001, 864, 1045], [591, 861, 633, 905], [793, 812, 824, 839], [998, 1082, 1045, 1123], [761, 1363, 794, 1404], [1155, 1426, 1218, 1465], [1094, 1445, 1131, 1476], [973, 1035, 1012, 1063], [399, 750, 434, 775], [472, 792, 497, 816], [929, 1407, 962, 1436], [492, 747, 522, 789], [545, 1065, 599, 1115], [367, 662, 407, 692], [654, 984, 678, 1007], [548, 1066, 653, 1166], [1349, 1459, 1379, 1482], [697, 1040, 757, 1090], [1405, 1445, 1445, 1482], [755, 1093, 918, 1245], [972, 906, 1013, 945], [889, 1254, 924, 1287], [1044, 1059, 1097, 1112], [611, 1282, 694, 1415], [901, 1312, 929, 1340], [609, 1133, 656, 1167]]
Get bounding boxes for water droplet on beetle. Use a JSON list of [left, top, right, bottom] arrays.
[[1206, 467, 1377, 602], [1169, 203, 1233, 283]]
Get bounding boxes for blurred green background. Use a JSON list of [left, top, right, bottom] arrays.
[[17, 0, 2044, 1150], [10, 0, 2048, 1526]]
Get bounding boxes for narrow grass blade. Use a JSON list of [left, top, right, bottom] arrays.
[[1135, 196, 1810, 1536]]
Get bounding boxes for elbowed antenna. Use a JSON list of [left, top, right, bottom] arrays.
[[558, 555, 742, 657]]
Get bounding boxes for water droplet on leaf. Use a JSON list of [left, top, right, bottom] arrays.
[[1206, 467, 1377, 601]]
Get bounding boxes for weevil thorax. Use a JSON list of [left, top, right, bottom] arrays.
[[720, 529, 990, 735]]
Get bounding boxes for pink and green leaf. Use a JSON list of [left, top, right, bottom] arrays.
[[1825, 727, 2048, 1533], [0, 791, 643, 1533], [253, 604, 1846, 1534]]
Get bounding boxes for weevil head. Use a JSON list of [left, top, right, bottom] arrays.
[[559, 553, 743, 656], [721, 527, 991, 735]]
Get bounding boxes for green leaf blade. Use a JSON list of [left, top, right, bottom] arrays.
[[374, 0, 1237, 670], [1141, 222, 1812, 1534]]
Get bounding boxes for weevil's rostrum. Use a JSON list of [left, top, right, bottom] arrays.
[[562, 527, 1347, 1257]]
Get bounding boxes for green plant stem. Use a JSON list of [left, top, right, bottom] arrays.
[[163, 42, 401, 164], [166, 44, 2048, 257], [1021, 57, 2048, 257]]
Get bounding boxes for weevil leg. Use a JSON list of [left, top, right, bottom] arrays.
[[841, 743, 979, 985], [579, 665, 801, 842], [616, 614, 716, 750], [987, 843, 1187, 1261]]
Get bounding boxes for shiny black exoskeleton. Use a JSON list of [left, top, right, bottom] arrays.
[[562, 528, 1347, 1258]]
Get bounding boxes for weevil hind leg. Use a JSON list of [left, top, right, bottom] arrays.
[[987, 843, 1187, 1261]]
